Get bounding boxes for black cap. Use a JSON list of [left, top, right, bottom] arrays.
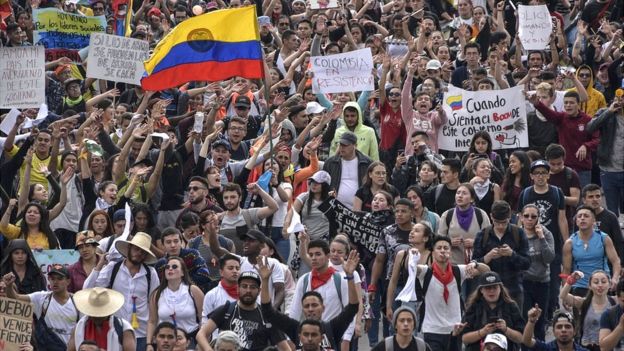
[[64, 78, 81, 89], [132, 157, 153, 168], [212, 138, 231, 152], [530, 159, 550, 173], [238, 271, 261, 286], [49, 264, 70, 278], [239, 229, 266, 243], [477, 271, 502, 289], [339, 132, 357, 145], [235, 95, 251, 108]]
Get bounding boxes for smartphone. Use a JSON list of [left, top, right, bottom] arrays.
[[488, 317, 500, 324]]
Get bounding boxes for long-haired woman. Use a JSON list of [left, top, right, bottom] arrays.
[[147, 256, 204, 348], [501, 151, 531, 213], [0, 200, 60, 250], [353, 161, 399, 212]]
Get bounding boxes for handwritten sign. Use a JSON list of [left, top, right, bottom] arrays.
[[33, 250, 80, 290], [33, 8, 106, 50], [0, 46, 45, 109], [0, 297, 34, 351], [318, 198, 382, 255], [311, 48, 374, 94], [438, 86, 529, 151], [518, 4, 553, 50], [87, 33, 149, 85], [310, 0, 339, 9]]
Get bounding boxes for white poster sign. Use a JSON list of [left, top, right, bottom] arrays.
[[87, 32, 150, 85], [311, 48, 374, 94], [518, 4, 553, 50], [438, 86, 529, 151], [0, 46, 45, 109]]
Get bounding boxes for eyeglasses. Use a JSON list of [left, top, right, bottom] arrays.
[[229, 126, 247, 132], [165, 264, 179, 270], [188, 186, 206, 191], [278, 22, 290, 27], [523, 214, 538, 219], [532, 171, 549, 176]]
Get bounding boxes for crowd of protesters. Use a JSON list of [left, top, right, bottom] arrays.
[[1, 0, 624, 350]]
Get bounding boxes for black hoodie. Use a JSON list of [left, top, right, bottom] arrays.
[[0, 239, 46, 294]]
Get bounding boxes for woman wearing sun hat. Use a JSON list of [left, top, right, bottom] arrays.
[[68, 287, 136, 351]]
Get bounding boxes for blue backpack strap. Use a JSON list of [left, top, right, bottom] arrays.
[[333, 272, 343, 309]]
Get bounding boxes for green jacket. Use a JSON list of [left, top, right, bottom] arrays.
[[330, 102, 379, 161]]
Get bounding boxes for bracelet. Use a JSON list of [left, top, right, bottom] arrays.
[[344, 275, 354, 280]]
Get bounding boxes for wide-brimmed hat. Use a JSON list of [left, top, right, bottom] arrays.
[[74, 287, 125, 317], [115, 232, 157, 264]]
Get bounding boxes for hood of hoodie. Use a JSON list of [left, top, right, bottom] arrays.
[[0, 239, 40, 271], [342, 101, 363, 131], [576, 64, 596, 90], [280, 119, 297, 146]]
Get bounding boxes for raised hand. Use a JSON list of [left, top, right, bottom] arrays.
[[256, 255, 274, 281], [343, 250, 360, 276]]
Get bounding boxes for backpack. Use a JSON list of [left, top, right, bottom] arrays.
[[34, 293, 80, 351], [112, 316, 125, 346], [445, 207, 484, 229], [301, 272, 344, 309], [520, 185, 562, 212], [417, 265, 463, 329], [221, 300, 269, 330], [108, 261, 152, 294], [384, 336, 429, 351]]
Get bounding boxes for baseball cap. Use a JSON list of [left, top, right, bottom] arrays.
[[113, 209, 126, 223], [49, 264, 70, 278], [530, 159, 550, 173], [426, 59, 442, 71], [238, 271, 261, 286], [235, 95, 251, 109], [239, 229, 266, 243], [483, 333, 507, 350], [552, 310, 574, 327], [339, 132, 357, 145], [477, 272, 503, 289], [64, 78, 81, 89], [212, 138, 231, 152], [306, 101, 326, 115], [147, 7, 162, 17], [75, 230, 100, 248], [308, 170, 331, 185], [132, 157, 153, 168]]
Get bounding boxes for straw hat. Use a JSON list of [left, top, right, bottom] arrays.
[[74, 287, 125, 317], [115, 232, 157, 264]]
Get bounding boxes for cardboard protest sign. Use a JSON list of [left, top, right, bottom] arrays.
[[318, 198, 382, 255], [33, 8, 106, 50], [0, 46, 45, 109], [87, 33, 150, 85], [310, 0, 339, 9], [438, 86, 528, 152], [0, 297, 34, 351], [311, 48, 374, 94], [518, 4, 553, 50], [33, 250, 80, 289]]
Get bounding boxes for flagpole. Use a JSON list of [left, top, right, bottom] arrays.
[[259, 24, 274, 157]]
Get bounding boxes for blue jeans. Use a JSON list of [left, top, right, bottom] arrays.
[[577, 170, 592, 190], [367, 275, 382, 346], [523, 280, 549, 341], [601, 170, 624, 215], [269, 227, 290, 262], [136, 337, 147, 351]]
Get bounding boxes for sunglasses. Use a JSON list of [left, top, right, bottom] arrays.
[[578, 73, 591, 78], [523, 214, 538, 219], [235, 106, 250, 110], [188, 186, 206, 191], [388, 92, 400, 97], [165, 264, 179, 270]]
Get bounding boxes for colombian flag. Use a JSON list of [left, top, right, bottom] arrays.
[[141, 6, 263, 91], [0, 0, 12, 20], [446, 95, 463, 111]]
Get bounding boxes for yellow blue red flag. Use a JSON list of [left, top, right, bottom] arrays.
[[141, 6, 263, 91]]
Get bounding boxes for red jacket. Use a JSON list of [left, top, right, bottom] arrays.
[[535, 102, 600, 171]]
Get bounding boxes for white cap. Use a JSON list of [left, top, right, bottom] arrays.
[[483, 333, 507, 350], [426, 59, 442, 71], [306, 101, 326, 115]]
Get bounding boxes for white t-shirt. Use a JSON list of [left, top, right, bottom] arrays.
[[156, 284, 199, 333], [337, 158, 359, 209], [239, 255, 285, 301], [264, 182, 293, 228], [416, 264, 467, 334], [30, 292, 81, 344]]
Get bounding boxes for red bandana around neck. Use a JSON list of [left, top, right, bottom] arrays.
[[221, 280, 239, 299], [432, 262, 454, 304], [310, 266, 336, 290], [85, 318, 110, 349]]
